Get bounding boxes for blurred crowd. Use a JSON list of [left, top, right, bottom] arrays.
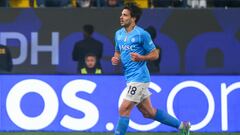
[[0, 0, 240, 8]]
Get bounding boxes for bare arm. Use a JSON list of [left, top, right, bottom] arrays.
[[131, 49, 159, 62], [114, 51, 120, 58]]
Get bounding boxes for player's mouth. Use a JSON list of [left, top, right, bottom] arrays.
[[120, 21, 124, 25]]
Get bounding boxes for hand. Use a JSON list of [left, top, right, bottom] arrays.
[[111, 57, 120, 65], [130, 52, 144, 62]]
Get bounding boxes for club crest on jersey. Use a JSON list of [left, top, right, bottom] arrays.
[[131, 38, 135, 43]]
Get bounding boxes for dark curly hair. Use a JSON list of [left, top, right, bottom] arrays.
[[123, 3, 142, 23]]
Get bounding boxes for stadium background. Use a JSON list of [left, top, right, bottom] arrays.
[[0, 6, 240, 135], [1, 8, 240, 74]]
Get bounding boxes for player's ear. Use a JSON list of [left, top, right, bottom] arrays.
[[132, 17, 136, 23]]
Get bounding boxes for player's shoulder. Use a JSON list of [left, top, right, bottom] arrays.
[[115, 27, 125, 35], [135, 26, 149, 36], [135, 26, 145, 32]]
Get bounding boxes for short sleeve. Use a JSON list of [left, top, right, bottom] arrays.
[[142, 31, 156, 53]]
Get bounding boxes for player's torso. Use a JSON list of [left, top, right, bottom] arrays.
[[116, 27, 150, 82], [116, 27, 147, 66]]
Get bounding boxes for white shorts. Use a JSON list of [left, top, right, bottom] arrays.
[[124, 82, 152, 103]]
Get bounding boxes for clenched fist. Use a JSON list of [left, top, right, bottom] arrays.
[[130, 53, 144, 62], [111, 57, 120, 65]]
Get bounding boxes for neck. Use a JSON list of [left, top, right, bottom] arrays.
[[125, 23, 136, 33]]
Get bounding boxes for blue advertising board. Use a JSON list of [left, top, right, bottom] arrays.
[[0, 75, 239, 132]]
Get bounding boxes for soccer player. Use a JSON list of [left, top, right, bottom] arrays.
[[111, 3, 191, 135]]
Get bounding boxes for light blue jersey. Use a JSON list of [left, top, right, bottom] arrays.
[[115, 26, 156, 83]]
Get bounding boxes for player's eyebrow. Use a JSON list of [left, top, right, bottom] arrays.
[[122, 13, 128, 16]]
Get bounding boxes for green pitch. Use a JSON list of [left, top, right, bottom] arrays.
[[0, 132, 239, 135]]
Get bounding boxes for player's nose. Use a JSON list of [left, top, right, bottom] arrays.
[[120, 15, 123, 19]]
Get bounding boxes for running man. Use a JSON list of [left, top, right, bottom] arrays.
[[111, 3, 191, 135]]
